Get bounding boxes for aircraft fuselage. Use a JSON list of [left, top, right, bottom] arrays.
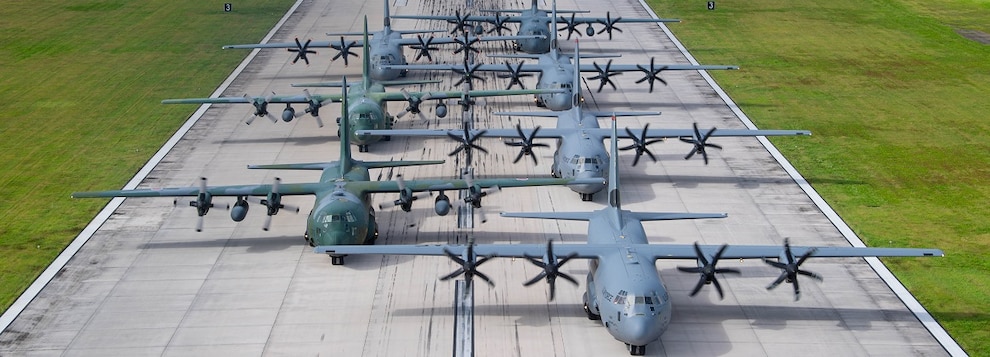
[[344, 84, 392, 151], [582, 211, 673, 348], [305, 166, 379, 248], [535, 55, 576, 111], [550, 111, 608, 197], [515, 13, 552, 54], [368, 30, 408, 81]]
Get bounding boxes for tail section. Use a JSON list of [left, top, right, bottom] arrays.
[[572, 39, 582, 116], [607, 115, 620, 209], [340, 77, 352, 176], [362, 16, 372, 91], [550, 0, 559, 57], [383, 0, 391, 29]]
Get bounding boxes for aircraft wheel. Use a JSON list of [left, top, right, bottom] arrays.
[[330, 255, 345, 266], [359, 145, 368, 153], [383, 135, 391, 142], [583, 300, 601, 320], [628, 344, 646, 356], [581, 193, 593, 201]]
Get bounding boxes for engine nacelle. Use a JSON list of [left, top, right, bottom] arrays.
[[230, 198, 249, 222], [434, 192, 451, 216], [435, 102, 448, 118], [473, 24, 484, 35], [282, 106, 296, 122], [586, 25, 595, 37]]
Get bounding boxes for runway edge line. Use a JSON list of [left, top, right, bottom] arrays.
[[635, 1, 965, 355], [0, 0, 307, 334]]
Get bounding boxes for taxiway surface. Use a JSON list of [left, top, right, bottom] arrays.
[[0, 0, 949, 355]]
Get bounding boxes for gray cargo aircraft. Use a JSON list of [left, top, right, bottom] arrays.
[[393, 0, 678, 54], [74, 78, 603, 266], [315, 117, 943, 355], [385, 5, 736, 111], [359, 43, 809, 200], [221, 0, 542, 81]]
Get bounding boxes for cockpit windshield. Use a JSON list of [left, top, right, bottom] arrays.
[[320, 211, 357, 226], [603, 289, 667, 315]]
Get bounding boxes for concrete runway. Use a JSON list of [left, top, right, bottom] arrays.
[[0, 0, 950, 355]]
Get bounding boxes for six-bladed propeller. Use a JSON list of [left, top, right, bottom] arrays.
[[589, 59, 621, 93], [680, 122, 723, 165], [523, 240, 579, 301], [676, 243, 740, 300], [595, 12, 624, 40], [330, 36, 359, 66], [441, 242, 494, 286], [558, 14, 582, 40], [619, 124, 664, 167], [288, 38, 317, 65], [453, 59, 485, 89], [635, 57, 669, 93], [764, 238, 822, 301], [411, 35, 438, 62], [446, 10, 475, 34], [447, 126, 488, 166], [504, 124, 549, 165], [453, 32, 480, 56], [496, 61, 531, 90], [486, 14, 512, 36]]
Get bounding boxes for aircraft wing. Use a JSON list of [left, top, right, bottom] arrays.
[[380, 63, 542, 73], [370, 88, 554, 102], [72, 182, 323, 198], [346, 177, 604, 194], [644, 244, 944, 260], [315, 243, 943, 260], [315, 243, 609, 259], [577, 63, 739, 72], [394, 34, 544, 47], [161, 93, 341, 105], [354, 128, 570, 139], [222, 40, 365, 50], [597, 128, 812, 139], [561, 16, 679, 25], [391, 14, 518, 24]]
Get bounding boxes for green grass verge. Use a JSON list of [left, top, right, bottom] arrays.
[[0, 0, 293, 312], [644, 0, 989, 354]]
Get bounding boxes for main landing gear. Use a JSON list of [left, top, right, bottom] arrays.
[[330, 255, 345, 266], [626, 344, 646, 356], [580, 193, 594, 202]]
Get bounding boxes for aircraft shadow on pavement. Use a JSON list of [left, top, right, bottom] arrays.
[[389, 303, 588, 327], [139, 235, 304, 254]]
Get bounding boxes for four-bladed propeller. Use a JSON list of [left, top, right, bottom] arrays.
[[619, 124, 664, 167], [244, 177, 301, 231], [244, 92, 277, 125], [523, 240, 578, 301], [378, 174, 431, 212], [396, 89, 430, 121], [679, 123, 722, 165], [764, 238, 822, 301], [288, 38, 316, 65], [504, 124, 548, 165], [297, 89, 331, 127], [589, 60, 621, 93], [676, 243, 740, 300], [173, 177, 227, 232]]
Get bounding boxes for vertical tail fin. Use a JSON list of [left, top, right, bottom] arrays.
[[383, 0, 391, 29], [362, 16, 372, 90], [550, 0, 559, 57], [572, 39, 582, 117], [607, 114, 621, 209], [339, 77, 352, 176]]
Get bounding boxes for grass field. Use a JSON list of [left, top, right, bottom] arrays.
[[0, 0, 986, 355], [645, 0, 989, 354], [0, 0, 294, 312]]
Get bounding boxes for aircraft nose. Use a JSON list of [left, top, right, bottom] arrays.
[[312, 229, 357, 246], [615, 315, 664, 346]]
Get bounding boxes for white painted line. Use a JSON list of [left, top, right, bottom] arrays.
[[0, 0, 306, 334], [636, 1, 965, 356]]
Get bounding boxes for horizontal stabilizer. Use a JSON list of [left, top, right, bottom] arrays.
[[248, 162, 334, 170], [629, 212, 727, 221], [360, 160, 445, 169], [500, 212, 595, 221]]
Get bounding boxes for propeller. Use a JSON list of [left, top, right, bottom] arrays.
[[588, 60, 621, 93], [456, 83, 486, 113], [558, 14, 582, 40], [453, 60, 485, 89], [447, 11, 474, 34], [288, 38, 316, 65], [496, 61, 531, 90], [679, 123, 722, 165], [457, 172, 501, 223], [453, 32, 480, 56], [378, 174, 431, 212], [297, 89, 332, 127], [676, 243, 740, 300], [523, 240, 578, 301], [504, 124, 548, 165], [411, 35, 438, 62], [447, 126, 488, 166], [441, 243, 494, 286], [635, 57, 669, 93], [487, 14, 512, 35], [395, 89, 430, 121], [619, 124, 664, 166], [595, 12, 624, 40], [244, 92, 277, 125], [330, 36, 359, 66], [247, 177, 301, 231], [764, 238, 822, 301], [173, 177, 227, 232]]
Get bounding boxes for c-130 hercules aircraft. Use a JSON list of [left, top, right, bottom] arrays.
[[73, 77, 603, 266], [319, 118, 943, 355]]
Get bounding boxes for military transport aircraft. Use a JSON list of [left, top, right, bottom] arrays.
[[359, 43, 810, 201], [392, 0, 678, 54], [385, 8, 737, 111], [221, 0, 542, 81], [163, 17, 558, 153], [74, 78, 603, 266], [315, 117, 943, 355]]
